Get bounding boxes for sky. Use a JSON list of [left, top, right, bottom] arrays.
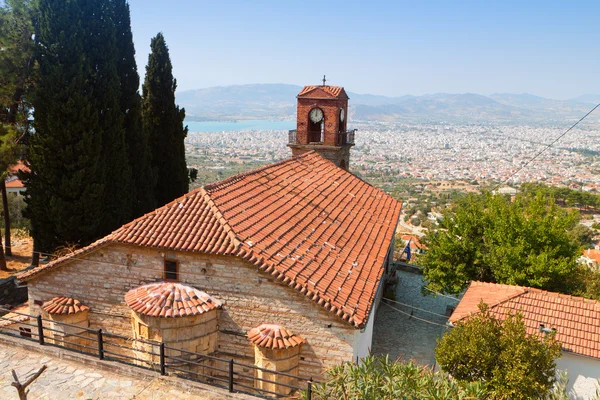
[[128, 0, 600, 99]]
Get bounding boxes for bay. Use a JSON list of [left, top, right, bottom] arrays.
[[186, 119, 294, 132]]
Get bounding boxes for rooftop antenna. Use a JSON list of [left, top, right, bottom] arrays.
[[322, 75, 326, 86]]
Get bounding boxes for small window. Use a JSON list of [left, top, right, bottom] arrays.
[[164, 259, 178, 281], [19, 327, 32, 338]]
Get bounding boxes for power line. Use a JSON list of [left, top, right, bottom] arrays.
[[422, 286, 461, 302], [493, 102, 600, 191], [381, 297, 450, 318], [380, 301, 448, 327]]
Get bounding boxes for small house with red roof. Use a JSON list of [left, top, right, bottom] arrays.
[[13, 85, 402, 390], [450, 281, 600, 398], [4, 160, 28, 194]]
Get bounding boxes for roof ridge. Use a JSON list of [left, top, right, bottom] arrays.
[[204, 152, 317, 193], [524, 287, 600, 306], [199, 187, 242, 249], [468, 281, 528, 311]]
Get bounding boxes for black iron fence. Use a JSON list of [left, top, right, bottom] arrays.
[[0, 307, 314, 399]]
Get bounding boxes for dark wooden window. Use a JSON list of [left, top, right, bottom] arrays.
[[19, 327, 32, 338], [164, 259, 178, 281]]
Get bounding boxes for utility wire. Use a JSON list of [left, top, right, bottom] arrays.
[[381, 297, 450, 318], [493, 102, 600, 191], [422, 286, 461, 302], [380, 301, 448, 327]]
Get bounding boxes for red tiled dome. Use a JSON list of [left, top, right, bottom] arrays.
[[42, 297, 90, 315], [248, 324, 306, 350], [125, 282, 221, 318]]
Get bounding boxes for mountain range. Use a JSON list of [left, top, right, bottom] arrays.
[[177, 84, 600, 124]]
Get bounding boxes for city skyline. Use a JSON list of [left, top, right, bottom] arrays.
[[128, 0, 600, 100]]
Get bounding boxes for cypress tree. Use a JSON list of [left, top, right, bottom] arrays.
[[111, 0, 155, 217], [82, 0, 132, 234], [25, 0, 132, 253], [142, 33, 189, 207], [25, 0, 105, 252]]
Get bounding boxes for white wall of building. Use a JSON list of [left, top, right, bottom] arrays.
[[353, 276, 385, 360], [556, 352, 600, 400]]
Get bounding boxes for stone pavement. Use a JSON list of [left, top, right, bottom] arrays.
[[371, 269, 458, 366], [0, 342, 255, 399]]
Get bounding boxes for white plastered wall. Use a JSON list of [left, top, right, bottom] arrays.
[[556, 352, 600, 400]]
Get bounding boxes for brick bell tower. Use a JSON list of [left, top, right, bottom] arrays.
[[287, 77, 355, 170]]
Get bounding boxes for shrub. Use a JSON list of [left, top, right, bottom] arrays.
[[436, 303, 561, 400], [302, 355, 487, 400]]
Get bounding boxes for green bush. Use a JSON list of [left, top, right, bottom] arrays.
[[302, 355, 487, 400], [436, 303, 562, 400], [0, 193, 30, 231]]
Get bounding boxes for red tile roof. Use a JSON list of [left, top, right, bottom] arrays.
[[42, 297, 90, 315], [582, 249, 600, 264], [7, 160, 29, 175], [125, 282, 222, 318], [18, 152, 402, 328], [450, 281, 600, 359], [247, 324, 306, 350], [0, 303, 30, 328], [298, 85, 348, 99], [5, 179, 24, 189]]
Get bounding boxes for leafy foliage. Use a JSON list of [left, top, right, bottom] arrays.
[[422, 191, 581, 295], [142, 32, 189, 207], [303, 355, 487, 400], [0, 0, 35, 260], [436, 303, 562, 400], [520, 182, 600, 209]]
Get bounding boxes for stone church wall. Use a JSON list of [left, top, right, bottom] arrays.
[[26, 243, 361, 379]]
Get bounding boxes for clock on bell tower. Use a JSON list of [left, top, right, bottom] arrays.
[[287, 79, 355, 170]]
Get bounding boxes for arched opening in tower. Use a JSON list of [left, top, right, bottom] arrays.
[[308, 108, 324, 143]]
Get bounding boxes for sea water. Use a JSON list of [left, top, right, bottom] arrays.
[[186, 119, 294, 132]]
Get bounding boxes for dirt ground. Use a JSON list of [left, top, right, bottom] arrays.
[[1, 234, 33, 279]]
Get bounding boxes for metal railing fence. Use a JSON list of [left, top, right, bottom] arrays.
[[0, 306, 313, 399]]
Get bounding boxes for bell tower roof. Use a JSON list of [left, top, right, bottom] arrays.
[[298, 85, 349, 99]]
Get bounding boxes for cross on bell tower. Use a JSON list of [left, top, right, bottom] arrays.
[[287, 81, 356, 170]]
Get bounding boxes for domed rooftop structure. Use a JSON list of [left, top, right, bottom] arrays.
[[125, 282, 222, 318], [42, 297, 90, 315], [248, 324, 306, 350]]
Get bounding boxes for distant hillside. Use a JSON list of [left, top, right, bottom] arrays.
[[177, 84, 597, 124], [570, 94, 600, 105]]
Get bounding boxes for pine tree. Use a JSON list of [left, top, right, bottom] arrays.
[[111, 0, 155, 217], [0, 0, 36, 258], [142, 33, 189, 207], [25, 0, 105, 252]]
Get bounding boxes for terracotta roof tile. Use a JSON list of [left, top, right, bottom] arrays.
[[124, 282, 222, 318], [0, 303, 30, 327], [7, 160, 29, 175], [5, 179, 24, 189], [247, 324, 306, 350], [42, 297, 90, 315], [450, 281, 600, 359], [298, 85, 347, 98], [18, 152, 402, 328]]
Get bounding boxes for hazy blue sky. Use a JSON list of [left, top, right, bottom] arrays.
[[128, 0, 599, 99]]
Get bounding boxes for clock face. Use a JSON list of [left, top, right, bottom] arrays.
[[340, 108, 345, 122], [309, 108, 323, 123]]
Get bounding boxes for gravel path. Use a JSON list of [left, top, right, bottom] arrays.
[[0, 343, 247, 399]]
